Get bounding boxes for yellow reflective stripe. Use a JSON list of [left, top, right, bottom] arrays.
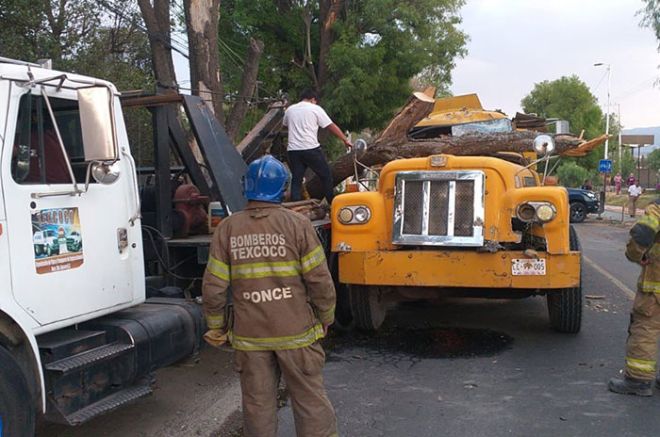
[[208, 256, 230, 281], [640, 281, 660, 293], [301, 245, 326, 274], [231, 260, 301, 279], [206, 314, 225, 329], [638, 215, 660, 229], [318, 305, 335, 323], [229, 324, 324, 351], [626, 357, 656, 374]]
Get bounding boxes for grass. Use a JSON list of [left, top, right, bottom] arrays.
[[606, 192, 657, 209]]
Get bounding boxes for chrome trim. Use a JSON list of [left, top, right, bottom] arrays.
[[393, 170, 485, 246]]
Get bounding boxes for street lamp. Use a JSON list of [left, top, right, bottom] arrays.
[[594, 62, 611, 159]]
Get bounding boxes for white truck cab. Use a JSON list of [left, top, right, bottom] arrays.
[[0, 58, 204, 436]]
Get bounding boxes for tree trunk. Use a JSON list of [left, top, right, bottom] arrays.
[[183, 0, 224, 121], [225, 38, 265, 143], [318, 0, 343, 90], [137, 0, 178, 94]]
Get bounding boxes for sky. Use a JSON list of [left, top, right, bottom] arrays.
[[450, 0, 660, 130]]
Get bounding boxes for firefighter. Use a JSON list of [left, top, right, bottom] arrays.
[[202, 155, 338, 436], [609, 200, 660, 396]]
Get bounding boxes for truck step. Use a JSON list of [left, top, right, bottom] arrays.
[[65, 384, 152, 425], [45, 343, 134, 374], [37, 330, 107, 364]]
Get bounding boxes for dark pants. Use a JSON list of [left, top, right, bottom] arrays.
[[288, 147, 334, 204]]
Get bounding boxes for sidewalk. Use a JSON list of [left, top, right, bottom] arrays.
[[600, 204, 641, 224]]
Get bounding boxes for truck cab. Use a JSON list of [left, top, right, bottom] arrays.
[[0, 59, 204, 436], [331, 95, 582, 333]]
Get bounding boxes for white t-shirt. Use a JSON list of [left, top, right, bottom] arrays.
[[628, 185, 642, 197], [283, 101, 333, 151]]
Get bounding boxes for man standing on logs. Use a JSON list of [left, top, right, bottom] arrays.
[[283, 89, 352, 204]]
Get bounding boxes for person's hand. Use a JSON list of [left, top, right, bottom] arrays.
[[203, 329, 228, 348], [343, 139, 353, 151]]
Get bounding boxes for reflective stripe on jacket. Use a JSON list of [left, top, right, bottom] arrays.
[[202, 201, 336, 351]]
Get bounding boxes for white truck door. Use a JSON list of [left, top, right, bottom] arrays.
[[2, 85, 139, 326]]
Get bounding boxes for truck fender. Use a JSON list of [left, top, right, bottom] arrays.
[[0, 309, 45, 413]]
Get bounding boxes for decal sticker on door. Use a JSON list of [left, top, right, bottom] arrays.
[[32, 208, 84, 274]]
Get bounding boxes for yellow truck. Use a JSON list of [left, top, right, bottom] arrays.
[[331, 95, 581, 332]]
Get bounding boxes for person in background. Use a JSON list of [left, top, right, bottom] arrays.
[[581, 179, 593, 191], [628, 182, 643, 217], [627, 173, 637, 187], [614, 172, 623, 195], [283, 89, 352, 205]]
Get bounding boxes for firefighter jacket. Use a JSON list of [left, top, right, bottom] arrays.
[[202, 201, 336, 351], [626, 201, 660, 298]]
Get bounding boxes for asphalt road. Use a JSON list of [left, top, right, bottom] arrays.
[[40, 218, 660, 437], [275, 220, 660, 437]]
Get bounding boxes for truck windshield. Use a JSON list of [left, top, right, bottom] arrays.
[[451, 119, 513, 136]]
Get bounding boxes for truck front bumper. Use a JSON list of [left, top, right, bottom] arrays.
[[339, 250, 580, 289]]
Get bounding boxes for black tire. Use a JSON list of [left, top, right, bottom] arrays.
[[0, 346, 35, 437], [327, 254, 354, 331], [569, 202, 587, 223], [348, 285, 387, 331], [547, 225, 582, 333]]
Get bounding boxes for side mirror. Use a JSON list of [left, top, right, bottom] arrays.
[[91, 161, 121, 184], [77, 87, 117, 162], [533, 135, 555, 156]]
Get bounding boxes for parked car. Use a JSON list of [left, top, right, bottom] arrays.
[[567, 187, 599, 223]]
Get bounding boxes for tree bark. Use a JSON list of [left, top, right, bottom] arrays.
[[225, 38, 265, 143], [137, 0, 178, 94], [318, 0, 343, 90], [183, 0, 224, 121]]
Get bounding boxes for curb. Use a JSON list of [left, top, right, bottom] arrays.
[[603, 204, 645, 216]]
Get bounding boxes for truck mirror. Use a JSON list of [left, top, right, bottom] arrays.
[[91, 161, 121, 184], [77, 87, 118, 162], [533, 135, 555, 156]]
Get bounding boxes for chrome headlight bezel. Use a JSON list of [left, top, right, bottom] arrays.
[[337, 205, 371, 225], [516, 202, 557, 223]]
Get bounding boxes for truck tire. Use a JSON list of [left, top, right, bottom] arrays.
[[547, 225, 582, 333], [328, 253, 353, 331], [348, 285, 387, 331], [0, 346, 35, 437]]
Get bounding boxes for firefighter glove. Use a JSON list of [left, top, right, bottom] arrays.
[[203, 329, 228, 348]]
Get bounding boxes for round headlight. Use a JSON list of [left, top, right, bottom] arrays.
[[354, 206, 370, 223], [536, 204, 556, 222], [338, 208, 353, 224], [517, 203, 536, 222]]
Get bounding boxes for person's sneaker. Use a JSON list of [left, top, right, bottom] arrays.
[[608, 376, 653, 396]]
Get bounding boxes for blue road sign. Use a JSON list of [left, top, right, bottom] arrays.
[[598, 159, 613, 174]]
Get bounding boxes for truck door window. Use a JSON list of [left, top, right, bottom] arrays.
[[11, 94, 89, 185]]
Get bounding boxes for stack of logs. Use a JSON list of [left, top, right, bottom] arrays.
[[282, 199, 327, 221], [304, 91, 608, 199]]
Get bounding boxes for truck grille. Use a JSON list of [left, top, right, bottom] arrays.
[[393, 171, 485, 246]]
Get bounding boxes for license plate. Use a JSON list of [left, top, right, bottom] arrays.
[[511, 258, 546, 276]]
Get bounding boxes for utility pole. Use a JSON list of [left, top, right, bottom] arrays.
[[594, 62, 612, 218], [618, 103, 622, 173]]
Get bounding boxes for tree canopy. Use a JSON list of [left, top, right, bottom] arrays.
[[218, 0, 468, 132], [640, 0, 660, 50]]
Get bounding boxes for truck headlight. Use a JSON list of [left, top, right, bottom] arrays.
[[516, 202, 556, 223], [337, 206, 371, 225]]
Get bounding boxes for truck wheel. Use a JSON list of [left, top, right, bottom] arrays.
[[348, 285, 387, 331], [569, 202, 587, 223], [328, 254, 353, 331], [547, 225, 582, 333], [0, 346, 35, 437]]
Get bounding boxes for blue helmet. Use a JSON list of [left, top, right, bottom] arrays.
[[243, 155, 290, 203]]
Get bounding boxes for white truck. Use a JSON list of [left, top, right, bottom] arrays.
[[0, 58, 207, 436]]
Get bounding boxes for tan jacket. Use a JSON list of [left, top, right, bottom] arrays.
[[202, 201, 336, 351], [626, 202, 660, 297]]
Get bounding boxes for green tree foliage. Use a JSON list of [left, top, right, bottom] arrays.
[[647, 148, 660, 172], [218, 0, 468, 132], [556, 161, 592, 188], [640, 0, 660, 49]]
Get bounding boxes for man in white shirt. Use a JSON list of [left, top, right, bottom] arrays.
[[628, 183, 643, 217], [283, 89, 353, 204]]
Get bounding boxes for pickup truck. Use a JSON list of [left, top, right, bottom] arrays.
[[567, 187, 599, 223]]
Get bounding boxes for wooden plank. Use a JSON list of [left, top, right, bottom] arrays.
[[236, 102, 285, 162]]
